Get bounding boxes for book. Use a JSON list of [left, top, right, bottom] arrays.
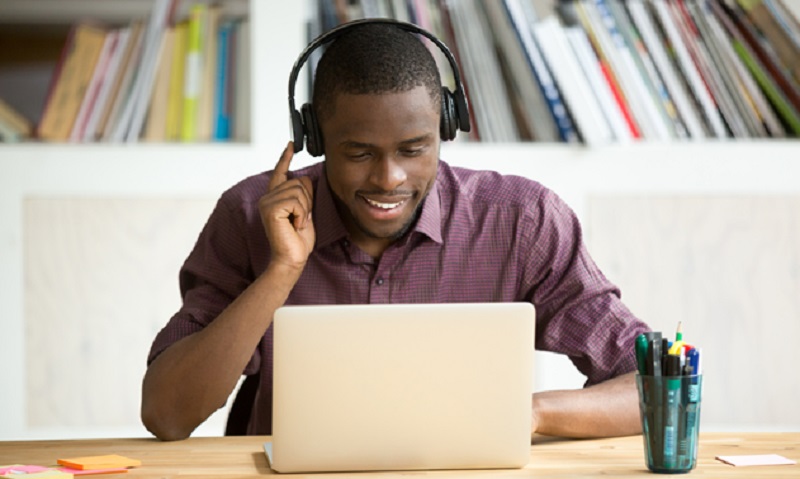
[[573, 1, 642, 139], [69, 28, 118, 142], [564, 13, 633, 142], [144, 27, 176, 142], [721, 0, 800, 115], [709, 0, 786, 137], [605, 0, 686, 139], [626, 0, 708, 139], [503, 0, 580, 143], [233, 18, 251, 142], [444, 0, 519, 142], [38, 23, 108, 141], [82, 26, 133, 142], [484, 0, 559, 141], [650, 0, 729, 138], [119, 0, 178, 142], [585, 0, 672, 141], [166, 20, 188, 141], [533, 15, 613, 145], [671, 0, 749, 137], [730, 33, 800, 134], [683, 0, 766, 137], [98, 21, 145, 141], [737, 0, 800, 84], [0, 97, 33, 140], [181, 3, 206, 142], [197, 4, 222, 142], [213, 20, 234, 141]]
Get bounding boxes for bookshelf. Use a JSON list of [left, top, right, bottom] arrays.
[[1, 0, 800, 440]]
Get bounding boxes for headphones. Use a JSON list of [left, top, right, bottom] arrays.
[[288, 18, 471, 157]]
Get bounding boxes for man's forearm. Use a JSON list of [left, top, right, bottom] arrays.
[[140, 263, 301, 441], [532, 371, 641, 438]]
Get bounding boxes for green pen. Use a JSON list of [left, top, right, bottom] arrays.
[[635, 334, 649, 375]]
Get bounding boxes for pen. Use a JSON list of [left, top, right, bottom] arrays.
[[648, 338, 662, 377], [685, 348, 701, 468], [646, 338, 663, 465], [664, 354, 682, 469], [635, 334, 649, 376]]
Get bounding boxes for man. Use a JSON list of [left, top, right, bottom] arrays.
[[141, 22, 649, 441]]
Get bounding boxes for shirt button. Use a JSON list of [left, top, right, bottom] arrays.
[[375, 277, 385, 286]]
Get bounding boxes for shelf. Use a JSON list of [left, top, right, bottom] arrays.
[[0, 0, 249, 25], [2, 141, 798, 202]]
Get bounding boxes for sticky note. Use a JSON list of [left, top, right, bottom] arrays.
[[716, 454, 797, 467], [0, 465, 50, 474], [56, 455, 140, 471], [58, 467, 129, 475], [0, 464, 72, 478]]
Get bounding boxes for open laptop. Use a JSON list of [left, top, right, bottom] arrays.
[[265, 302, 535, 473]]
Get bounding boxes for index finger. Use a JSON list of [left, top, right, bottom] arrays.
[[268, 141, 295, 192]]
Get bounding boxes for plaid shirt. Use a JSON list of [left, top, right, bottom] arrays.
[[148, 160, 649, 434]]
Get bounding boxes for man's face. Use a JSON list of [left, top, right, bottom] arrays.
[[321, 86, 440, 256]]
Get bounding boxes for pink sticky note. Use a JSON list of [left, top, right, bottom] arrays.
[[57, 466, 128, 475], [0, 465, 50, 474], [716, 454, 797, 467]]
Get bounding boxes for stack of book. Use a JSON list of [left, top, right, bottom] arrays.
[[311, 0, 800, 144], [37, 0, 250, 144]]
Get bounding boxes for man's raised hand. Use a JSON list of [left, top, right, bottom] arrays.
[[258, 141, 316, 274]]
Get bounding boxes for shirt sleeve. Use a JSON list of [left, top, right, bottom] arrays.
[[521, 187, 651, 386], [146, 193, 261, 376]]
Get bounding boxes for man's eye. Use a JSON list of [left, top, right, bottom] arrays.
[[401, 148, 424, 157], [347, 152, 371, 160]]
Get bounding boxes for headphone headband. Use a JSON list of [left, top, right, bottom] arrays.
[[288, 18, 470, 154]]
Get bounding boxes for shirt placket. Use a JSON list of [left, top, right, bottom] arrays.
[[368, 244, 406, 304]]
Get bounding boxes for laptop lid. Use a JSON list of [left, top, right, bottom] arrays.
[[269, 302, 535, 473]]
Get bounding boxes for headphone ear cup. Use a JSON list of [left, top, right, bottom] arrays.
[[440, 87, 457, 141], [291, 109, 305, 153], [301, 103, 323, 157]]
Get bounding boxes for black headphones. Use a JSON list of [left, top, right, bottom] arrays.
[[288, 18, 471, 157]]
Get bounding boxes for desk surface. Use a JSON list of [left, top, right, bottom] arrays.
[[0, 433, 798, 477]]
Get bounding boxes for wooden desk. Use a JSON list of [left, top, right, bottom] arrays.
[[0, 433, 797, 478]]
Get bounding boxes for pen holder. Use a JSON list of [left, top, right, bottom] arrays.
[[636, 374, 702, 474]]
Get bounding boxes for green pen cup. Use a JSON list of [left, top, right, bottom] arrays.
[[636, 374, 703, 474]]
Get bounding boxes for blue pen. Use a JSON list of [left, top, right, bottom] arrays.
[[685, 348, 701, 464]]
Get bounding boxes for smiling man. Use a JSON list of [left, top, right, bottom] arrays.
[[141, 21, 650, 441]]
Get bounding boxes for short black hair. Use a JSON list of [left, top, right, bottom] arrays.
[[311, 22, 442, 122]]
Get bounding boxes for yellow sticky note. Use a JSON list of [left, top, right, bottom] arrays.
[[1, 468, 72, 479], [56, 455, 140, 471]]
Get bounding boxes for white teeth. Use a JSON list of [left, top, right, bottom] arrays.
[[364, 197, 404, 209]]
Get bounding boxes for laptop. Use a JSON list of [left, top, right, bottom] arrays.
[[266, 302, 535, 473]]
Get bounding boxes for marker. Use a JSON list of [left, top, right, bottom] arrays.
[[647, 338, 662, 377], [664, 354, 682, 468], [684, 348, 701, 468], [635, 334, 649, 376], [647, 338, 663, 465]]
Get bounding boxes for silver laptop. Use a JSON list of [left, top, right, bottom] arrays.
[[266, 302, 535, 473]]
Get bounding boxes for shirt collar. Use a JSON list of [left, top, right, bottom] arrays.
[[313, 162, 444, 250]]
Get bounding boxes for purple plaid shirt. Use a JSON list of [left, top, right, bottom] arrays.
[[148, 160, 649, 435]]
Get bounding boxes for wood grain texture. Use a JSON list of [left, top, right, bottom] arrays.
[[0, 433, 797, 477], [585, 195, 800, 430], [23, 197, 216, 429]]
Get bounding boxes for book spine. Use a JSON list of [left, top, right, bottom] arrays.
[[213, 21, 232, 141], [181, 4, 205, 142], [503, 0, 580, 143], [166, 21, 188, 141]]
